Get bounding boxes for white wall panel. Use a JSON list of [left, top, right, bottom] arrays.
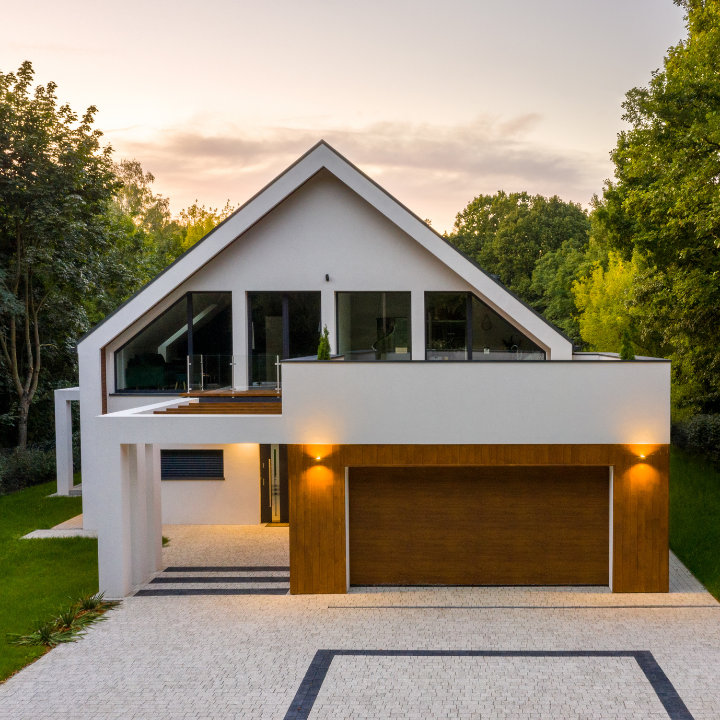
[[160, 443, 260, 525]]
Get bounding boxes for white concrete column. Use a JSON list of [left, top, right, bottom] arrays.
[[130, 444, 148, 588], [98, 443, 133, 598], [54, 387, 79, 496], [233, 290, 249, 389], [321, 286, 336, 355], [411, 290, 425, 361], [145, 444, 163, 574]]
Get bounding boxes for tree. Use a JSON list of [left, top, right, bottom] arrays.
[[179, 201, 235, 251], [446, 191, 590, 306], [595, 0, 720, 411], [317, 325, 331, 360], [572, 252, 642, 354], [0, 61, 119, 447]]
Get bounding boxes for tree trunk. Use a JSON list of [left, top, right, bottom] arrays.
[[17, 397, 29, 449]]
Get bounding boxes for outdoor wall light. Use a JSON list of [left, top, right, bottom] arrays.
[[325, 274, 330, 281], [315, 456, 322, 461], [639, 454, 646, 459]]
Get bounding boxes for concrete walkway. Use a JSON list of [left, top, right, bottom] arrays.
[[1, 525, 718, 719], [21, 513, 97, 539]]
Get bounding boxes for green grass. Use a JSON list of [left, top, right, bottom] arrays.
[[670, 446, 720, 601], [0, 481, 98, 682]]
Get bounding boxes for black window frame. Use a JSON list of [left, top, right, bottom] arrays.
[[424, 291, 546, 361], [113, 291, 233, 395], [335, 290, 412, 362]]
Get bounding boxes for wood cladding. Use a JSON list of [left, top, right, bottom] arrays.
[[101, 348, 107, 415], [287, 444, 669, 595], [154, 402, 281, 415], [349, 466, 609, 586]]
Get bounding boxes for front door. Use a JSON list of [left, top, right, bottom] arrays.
[[259, 444, 289, 524]]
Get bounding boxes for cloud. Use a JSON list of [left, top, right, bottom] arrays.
[[110, 116, 609, 233]]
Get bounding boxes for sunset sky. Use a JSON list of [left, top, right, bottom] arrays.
[[4, 0, 685, 232]]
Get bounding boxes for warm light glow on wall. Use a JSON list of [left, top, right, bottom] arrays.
[[626, 444, 656, 461], [627, 461, 659, 488]]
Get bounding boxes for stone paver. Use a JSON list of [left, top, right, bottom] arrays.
[[1, 525, 718, 720]]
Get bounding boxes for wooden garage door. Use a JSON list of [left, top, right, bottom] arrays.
[[349, 466, 609, 586]]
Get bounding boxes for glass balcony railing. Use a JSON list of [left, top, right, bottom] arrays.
[[426, 349, 546, 361], [186, 354, 282, 392]]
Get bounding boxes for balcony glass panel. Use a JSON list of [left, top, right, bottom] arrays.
[[337, 292, 411, 361], [115, 292, 232, 392]]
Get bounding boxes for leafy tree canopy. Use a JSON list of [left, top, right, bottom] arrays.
[[446, 191, 590, 307], [179, 201, 235, 251]]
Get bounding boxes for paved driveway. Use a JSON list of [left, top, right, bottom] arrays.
[[1, 525, 718, 719]]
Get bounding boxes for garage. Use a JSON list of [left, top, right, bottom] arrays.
[[348, 466, 610, 586]]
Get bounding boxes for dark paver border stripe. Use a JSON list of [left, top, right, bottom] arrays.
[[134, 588, 289, 596], [328, 605, 719, 610], [151, 576, 289, 584], [283, 650, 694, 720], [164, 566, 290, 572]]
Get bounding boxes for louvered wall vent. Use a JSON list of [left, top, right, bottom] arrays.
[[161, 449, 224, 480]]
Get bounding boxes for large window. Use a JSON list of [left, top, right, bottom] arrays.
[[115, 292, 233, 392], [425, 292, 545, 360], [337, 292, 411, 361], [248, 292, 321, 385]]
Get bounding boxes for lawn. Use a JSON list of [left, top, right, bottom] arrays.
[[0, 481, 98, 682], [670, 446, 720, 601]]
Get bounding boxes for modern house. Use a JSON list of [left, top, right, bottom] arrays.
[[69, 141, 670, 598]]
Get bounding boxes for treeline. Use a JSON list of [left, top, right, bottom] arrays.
[[447, 0, 720, 423], [1, 0, 719, 450]]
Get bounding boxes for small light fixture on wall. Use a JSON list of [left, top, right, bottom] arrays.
[[325, 274, 330, 282]]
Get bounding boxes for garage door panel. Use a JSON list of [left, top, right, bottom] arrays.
[[349, 466, 609, 586]]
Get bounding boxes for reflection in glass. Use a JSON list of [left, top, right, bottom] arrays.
[[115, 292, 233, 391], [337, 292, 411, 361], [248, 292, 321, 385], [470, 295, 545, 360], [425, 292, 468, 361], [425, 292, 545, 360]]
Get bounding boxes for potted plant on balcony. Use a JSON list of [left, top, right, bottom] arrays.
[[317, 324, 331, 360]]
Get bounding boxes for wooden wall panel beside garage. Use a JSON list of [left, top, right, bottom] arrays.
[[287, 444, 669, 595], [349, 466, 609, 586]]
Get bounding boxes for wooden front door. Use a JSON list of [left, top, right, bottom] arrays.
[[348, 466, 609, 586]]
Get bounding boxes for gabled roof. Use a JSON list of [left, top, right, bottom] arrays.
[[78, 140, 572, 357]]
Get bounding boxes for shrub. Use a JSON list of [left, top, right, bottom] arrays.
[[317, 324, 331, 360], [0, 447, 57, 496], [672, 414, 720, 463], [7, 593, 120, 648]]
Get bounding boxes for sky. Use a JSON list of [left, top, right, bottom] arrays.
[[3, 0, 686, 233]]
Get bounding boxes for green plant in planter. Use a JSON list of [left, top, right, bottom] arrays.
[[317, 324, 331, 360]]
